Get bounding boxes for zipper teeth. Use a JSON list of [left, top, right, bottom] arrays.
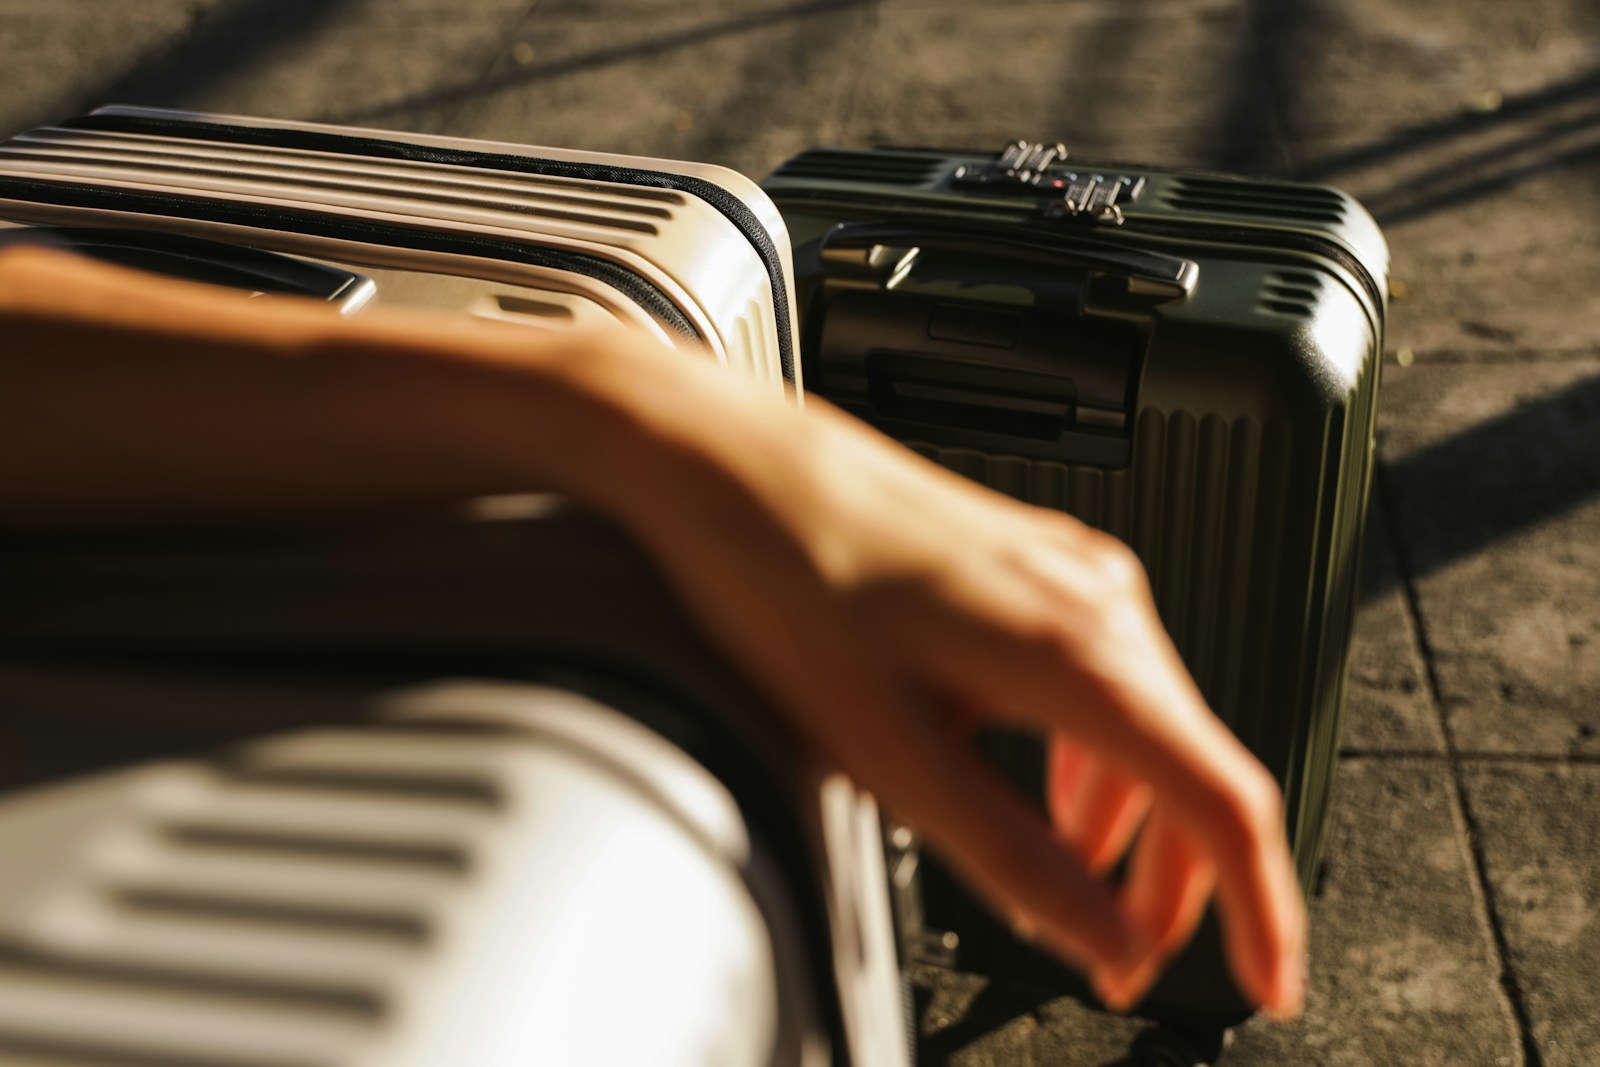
[[0, 177, 702, 341], [64, 115, 795, 384]]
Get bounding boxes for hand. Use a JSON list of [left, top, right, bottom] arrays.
[[0, 249, 1304, 1012], [606, 365, 1306, 1016]]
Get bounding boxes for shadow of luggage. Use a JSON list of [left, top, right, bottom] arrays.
[[1365, 372, 1600, 598]]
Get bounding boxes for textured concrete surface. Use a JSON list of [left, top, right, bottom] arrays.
[[1255, 0, 1600, 143], [1264, 0, 1600, 358], [107, 0, 536, 135], [1381, 358, 1600, 758], [1466, 764, 1600, 1067], [1341, 494, 1445, 755], [1, 1, 1596, 1064], [446, 4, 877, 177], [1358, 159, 1600, 357], [920, 761, 1521, 1067], [914, 968, 1147, 1067], [0, 0, 209, 135], [1226, 760, 1519, 1066], [837, 0, 1264, 166]]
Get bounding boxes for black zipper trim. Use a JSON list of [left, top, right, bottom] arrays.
[[0, 177, 702, 341], [63, 113, 795, 382]]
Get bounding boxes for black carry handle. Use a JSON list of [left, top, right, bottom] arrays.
[[0, 226, 372, 306], [819, 217, 1198, 300]]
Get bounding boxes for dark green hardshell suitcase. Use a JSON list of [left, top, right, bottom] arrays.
[[762, 141, 1388, 1023]]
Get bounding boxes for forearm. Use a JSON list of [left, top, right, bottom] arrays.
[[0, 249, 1309, 1014], [0, 247, 715, 524]]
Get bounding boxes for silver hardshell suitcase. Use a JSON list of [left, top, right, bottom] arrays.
[[0, 110, 915, 1065], [0, 508, 909, 1067], [0, 106, 801, 392]]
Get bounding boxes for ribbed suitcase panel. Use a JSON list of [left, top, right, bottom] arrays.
[[914, 407, 1294, 745], [2, 128, 692, 229], [1289, 353, 1381, 877], [0, 123, 790, 388]]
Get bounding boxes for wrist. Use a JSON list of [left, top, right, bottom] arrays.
[[505, 331, 814, 561], [426, 326, 778, 533]]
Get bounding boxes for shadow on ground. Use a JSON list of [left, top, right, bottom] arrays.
[[95, 0, 358, 111], [320, 0, 876, 128], [1295, 66, 1600, 226]]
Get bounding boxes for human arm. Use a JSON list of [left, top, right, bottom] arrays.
[[0, 246, 1304, 1013]]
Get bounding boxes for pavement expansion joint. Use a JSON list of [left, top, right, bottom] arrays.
[[1457, 752, 1600, 766], [1336, 747, 1454, 760], [1377, 460, 1547, 1067]]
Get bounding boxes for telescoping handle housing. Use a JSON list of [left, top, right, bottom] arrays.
[[811, 217, 1200, 468]]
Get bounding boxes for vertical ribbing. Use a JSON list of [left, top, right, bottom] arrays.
[[919, 407, 1292, 753]]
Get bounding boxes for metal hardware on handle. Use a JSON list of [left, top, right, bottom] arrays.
[[819, 217, 1198, 300], [0, 226, 375, 310]]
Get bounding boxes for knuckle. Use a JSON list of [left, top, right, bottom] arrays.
[[1085, 534, 1148, 595], [1012, 533, 1155, 666], [1038, 508, 1097, 543]]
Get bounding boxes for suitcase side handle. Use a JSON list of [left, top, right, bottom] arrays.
[[819, 218, 1198, 301], [0, 226, 375, 310]]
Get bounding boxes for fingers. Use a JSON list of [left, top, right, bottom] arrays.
[[900, 731, 1143, 976], [1000, 681, 1302, 1013], [1093, 809, 1216, 1011], [782, 647, 1145, 978], [904, 537, 1306, 1015], [1046, 733, 1094, 823], [1019, 597, 1305, 1016], [1041, 728, 1299, 1017], [1211, 803, 1307, 1018], [1087, 704, 1304, 1017], [1048, 736, 1152, 874]]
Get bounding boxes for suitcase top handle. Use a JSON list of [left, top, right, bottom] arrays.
[[818, 218, 1198, 302]]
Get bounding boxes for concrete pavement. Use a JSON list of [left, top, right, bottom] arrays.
[[1, 1, 1595, 1062]]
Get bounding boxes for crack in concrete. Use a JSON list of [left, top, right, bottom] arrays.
[[423, 0, 553, 135]]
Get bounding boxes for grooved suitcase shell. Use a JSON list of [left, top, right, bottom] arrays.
[[0, 107, 802, 393], [765, 145, 1387, 1017], [0, 514, 912, 1067]]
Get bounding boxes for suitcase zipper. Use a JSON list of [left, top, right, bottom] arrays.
[[0, 177, 702, 342], [63, 114, 797, 383]]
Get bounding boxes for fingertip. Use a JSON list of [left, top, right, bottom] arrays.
[[1263, 955, 1307, 1021], [1093, 956, 1161, 1015], [1259, 863, 1308, 1017], [1212, 840, 1307, 1018], [1234, 940, 1301, 1019], [1091, 970, 1136, 1014]]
